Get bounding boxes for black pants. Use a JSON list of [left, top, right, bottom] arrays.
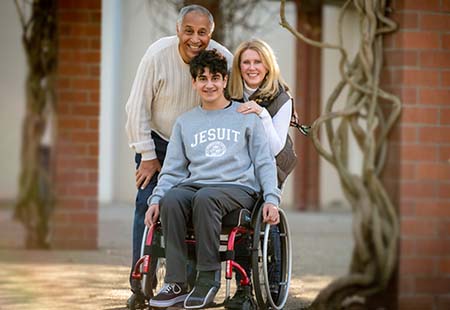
[[160, 183, 258, 284]]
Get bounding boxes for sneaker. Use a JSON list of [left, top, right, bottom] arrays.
[[149, 282, 188, 308], [184, 270, 221, 309], [126, 292, 147, 309], [224, 285, 254, 309]]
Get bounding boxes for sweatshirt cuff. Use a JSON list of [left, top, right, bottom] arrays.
[[264, 193, 280, 208], [148, 195, 161, 206]]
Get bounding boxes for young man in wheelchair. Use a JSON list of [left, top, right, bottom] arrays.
[[144, 49, 281, 309]]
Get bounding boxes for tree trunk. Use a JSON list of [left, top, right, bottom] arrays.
[[13, 0, 57, 249]]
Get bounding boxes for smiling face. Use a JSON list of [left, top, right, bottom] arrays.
[[239, 48, 269, 89], [177, 11, 212, 63], [193, 67, 227, 107]]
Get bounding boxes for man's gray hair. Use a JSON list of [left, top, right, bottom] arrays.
[[176, 4, 215, 34]]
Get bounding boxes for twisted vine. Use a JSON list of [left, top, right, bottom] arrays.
[[280, 0, 401, 308]]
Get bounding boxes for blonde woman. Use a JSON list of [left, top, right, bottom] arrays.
[[229, 38, 295, 186], [226, 39, 295, 309]]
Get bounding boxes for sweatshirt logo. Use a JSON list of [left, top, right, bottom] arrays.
[[205, 141, 226, 157], [190, 128, 241, 157]]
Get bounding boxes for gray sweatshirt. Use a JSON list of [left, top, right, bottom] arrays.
[[149, 102, 281, 206]]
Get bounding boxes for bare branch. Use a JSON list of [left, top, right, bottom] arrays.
[[14, 0, 26, 28]]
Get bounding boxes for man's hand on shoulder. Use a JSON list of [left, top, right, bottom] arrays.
[[136, 158, 161, 189], [262, 203, 279, 225]]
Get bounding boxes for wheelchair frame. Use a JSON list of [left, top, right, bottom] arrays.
[[131, 202, 292, 310]]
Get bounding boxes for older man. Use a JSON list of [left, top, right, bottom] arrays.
[[125, 4, 232, 307]]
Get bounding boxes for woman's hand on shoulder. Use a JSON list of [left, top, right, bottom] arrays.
[[237, 100, 263, 115]]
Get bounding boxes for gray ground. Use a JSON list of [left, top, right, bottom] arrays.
[[0, 204, 353, 309]]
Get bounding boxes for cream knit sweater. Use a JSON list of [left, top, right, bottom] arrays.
[[125, 36, 232, 160]]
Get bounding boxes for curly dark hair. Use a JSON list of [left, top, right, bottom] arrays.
[[189, 49, 228, 80]]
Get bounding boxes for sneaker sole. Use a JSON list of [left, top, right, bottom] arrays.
[[149, 294, 188, 308], [184, 287, 219, 309]]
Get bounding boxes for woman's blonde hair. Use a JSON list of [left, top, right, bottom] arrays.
[[228, 38, 289, 100]]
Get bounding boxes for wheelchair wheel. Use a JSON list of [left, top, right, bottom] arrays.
[[251, 207, 292, 310], [140, 226, 166, 299]]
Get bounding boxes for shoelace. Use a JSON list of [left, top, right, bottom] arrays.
[[159, 283, 182, 294]]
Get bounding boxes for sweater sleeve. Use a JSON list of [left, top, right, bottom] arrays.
[[148, 121, 189, 205], [125, 53, 157, 160], [259, 98, 292, 156], [248, 117, 281, 206]]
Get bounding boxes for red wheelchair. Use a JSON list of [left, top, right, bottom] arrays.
[[131, 199, 292, 309]]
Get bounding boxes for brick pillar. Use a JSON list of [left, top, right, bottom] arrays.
[[382, 1, 450, 309], [51, 0, 101, 249], [294, 0, 321, 211]]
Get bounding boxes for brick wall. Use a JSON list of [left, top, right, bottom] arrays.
[[51, 0, 101, 249], [383, 1, 450, 309]]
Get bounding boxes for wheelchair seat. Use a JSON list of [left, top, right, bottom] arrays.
[[185, 207, 253, 237]]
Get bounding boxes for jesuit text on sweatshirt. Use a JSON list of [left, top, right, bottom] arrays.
[[190, 128, 241, 157]]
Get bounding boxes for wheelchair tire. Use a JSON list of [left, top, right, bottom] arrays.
[[140, 226, 167, 299], [251, 207, 292, 310]]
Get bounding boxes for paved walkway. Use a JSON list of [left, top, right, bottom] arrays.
[[0, 205, 353, 309]]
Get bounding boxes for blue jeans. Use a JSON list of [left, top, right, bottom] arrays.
[[130, 132, 167, 292]]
